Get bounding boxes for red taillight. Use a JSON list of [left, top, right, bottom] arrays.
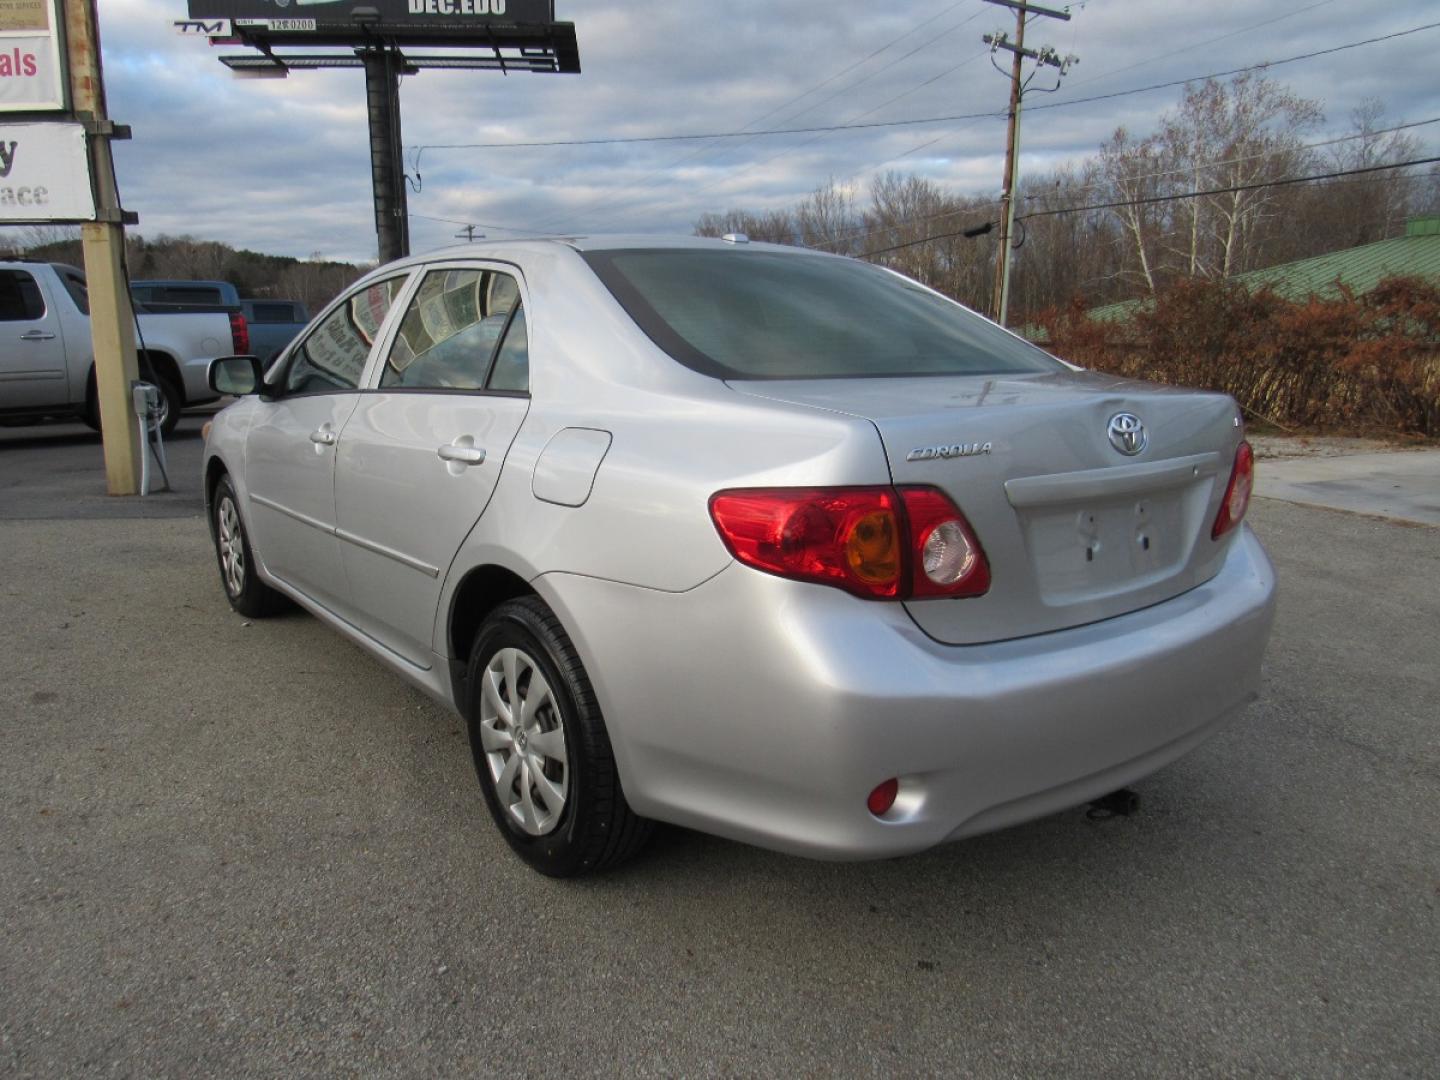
[[229, 311, 250, 356], [708, 487, 903, 599], [867, 778, 899, 817], [1212, 441, 1254, 540], [708, 485, 989, 601]]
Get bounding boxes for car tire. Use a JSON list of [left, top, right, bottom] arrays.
[[212, 475, 287, 618], [466, 597, 652, 877], [150, 374, 183, 437]]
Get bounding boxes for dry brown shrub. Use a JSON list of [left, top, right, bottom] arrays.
[[1036, 275, 1440, 436]]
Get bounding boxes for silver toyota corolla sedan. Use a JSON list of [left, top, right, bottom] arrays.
[[202, 235, 1276, 876]]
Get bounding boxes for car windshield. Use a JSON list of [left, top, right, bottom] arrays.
[[582, 248, 1062, 380]]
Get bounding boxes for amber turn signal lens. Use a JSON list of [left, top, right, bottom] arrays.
[[844, 509, 900, 585]]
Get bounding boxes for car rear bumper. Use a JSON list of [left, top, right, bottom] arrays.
[[540, 524, 1277, 860]]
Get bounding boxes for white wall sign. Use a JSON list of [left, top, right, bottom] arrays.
[[0, 0, 66, 112], [0, 122, 94, 221]]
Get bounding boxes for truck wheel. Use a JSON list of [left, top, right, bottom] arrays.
[[150, 375, 183, 437], [82, 371, 183, 436]]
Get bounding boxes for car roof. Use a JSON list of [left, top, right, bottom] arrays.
[[393, 234, 838, 264]]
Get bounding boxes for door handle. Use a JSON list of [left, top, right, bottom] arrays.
[[309, 428, 337, 446], [20, 330, 56, 341], [437, 444, 486, 465]]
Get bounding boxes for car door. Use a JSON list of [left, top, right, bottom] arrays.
[[0, 268, 68, 409], [242, 273, 410, 613], [333, 263, 532, 667]]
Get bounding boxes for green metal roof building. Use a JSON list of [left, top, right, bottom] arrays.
[[1088, 216, 1440, 324]]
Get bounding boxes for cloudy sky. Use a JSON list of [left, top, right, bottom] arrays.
[[83, 0, 1440, 263]]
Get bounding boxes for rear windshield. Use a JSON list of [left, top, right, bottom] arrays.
[[582, 248, 1061, 380]]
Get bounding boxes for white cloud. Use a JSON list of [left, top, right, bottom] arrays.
[[71, 0, 1440, 262]]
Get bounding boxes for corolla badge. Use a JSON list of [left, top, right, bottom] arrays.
[[1107, 412, 1147, 456], [906, 442, 992, 462]]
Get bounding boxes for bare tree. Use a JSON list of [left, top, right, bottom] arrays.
[[1098, 128, 1165, 295], [694, 209, 796, 244], [794, 180, 859, 254]]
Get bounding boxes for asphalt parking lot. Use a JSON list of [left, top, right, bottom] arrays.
[[2, 421, 1437, 1077]]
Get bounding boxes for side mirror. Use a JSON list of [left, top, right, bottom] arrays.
[[208, 355, 265, 396]]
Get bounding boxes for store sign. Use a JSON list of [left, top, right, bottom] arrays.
[[187, 0, 555, 23], [0, 122, 95, 222], [0, 0, 65, 111]]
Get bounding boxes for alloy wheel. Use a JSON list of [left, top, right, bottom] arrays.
[[216, 496, 246, 597], [478, 646, 570, 836]]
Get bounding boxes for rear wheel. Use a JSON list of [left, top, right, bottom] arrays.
[[82, 366, 182, 436], [148, 374, 183, 437], [466, 597, 651, 876], [212, 475, 286, 617]]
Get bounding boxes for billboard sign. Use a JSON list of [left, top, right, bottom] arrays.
[[0, 0, 66, 112], [0, 122, 95, 222], [186, 0, 555, 23]]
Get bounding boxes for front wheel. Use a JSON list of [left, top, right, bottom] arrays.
[[466, 597, 652, 877], [212, 475, 286, 617]]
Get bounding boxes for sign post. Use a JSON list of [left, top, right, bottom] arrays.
[[1, 0, 141, 493], [64, 0, 142, 494]]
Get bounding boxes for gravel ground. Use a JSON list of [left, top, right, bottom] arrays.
[[1249, 434, 1427, 460], [1, 428, 1437, 1077]]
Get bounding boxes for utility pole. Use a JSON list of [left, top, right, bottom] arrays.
[[65, 0, 142, 494], [983, 0, 1075, 327], [454, 225, 484, 242]]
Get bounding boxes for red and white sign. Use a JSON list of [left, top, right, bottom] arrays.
[[0, 0, 65, 112]]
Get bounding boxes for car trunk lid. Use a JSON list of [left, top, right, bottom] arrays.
[[729, 371, 1244, 644]]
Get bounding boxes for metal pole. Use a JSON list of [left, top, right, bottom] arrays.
[[363, 47, 409, 264], [991, 5, 1025, 326], [65, 0, 141, 494]]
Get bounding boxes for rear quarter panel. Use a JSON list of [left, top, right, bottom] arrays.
[[434, 246, 893, 652]]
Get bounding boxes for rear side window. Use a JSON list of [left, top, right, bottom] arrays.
[[0, 270, 45, 321], [158, 286, 225, 304], [487, 304, 529, 392], [57, 268, 89, 314], [282, 275, 407, 395], [583, 249, 1061, 380], [379, 267, 524, 392], [248, 302, 297, 323]]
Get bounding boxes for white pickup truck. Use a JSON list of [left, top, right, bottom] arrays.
[[0, 261, 249, 435]]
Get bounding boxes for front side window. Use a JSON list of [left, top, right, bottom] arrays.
[[380, 267, 522, 392], [282, 275, 407, 395], [582, 249, 1062, 380], [0, 270, 45, 321]]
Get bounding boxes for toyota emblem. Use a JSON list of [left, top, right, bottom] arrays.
[[1107, 413, 1147, 456]]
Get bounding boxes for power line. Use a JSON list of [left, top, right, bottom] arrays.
[[1019, 156, 1440, 220], [733, 0, 976, 134], [791, 0, 1351, 252], [410, 21, 1439, 153], [1027, 117, 1440, 202], [1027, 22, 1440, 115], [406, 212, 559, 234], [810, 113, 1440, 255], [596, 47, 992, 233], [858, 156, 1440, 257], [532, 5, 989, 233], [1062, 0, 1338, 90]]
